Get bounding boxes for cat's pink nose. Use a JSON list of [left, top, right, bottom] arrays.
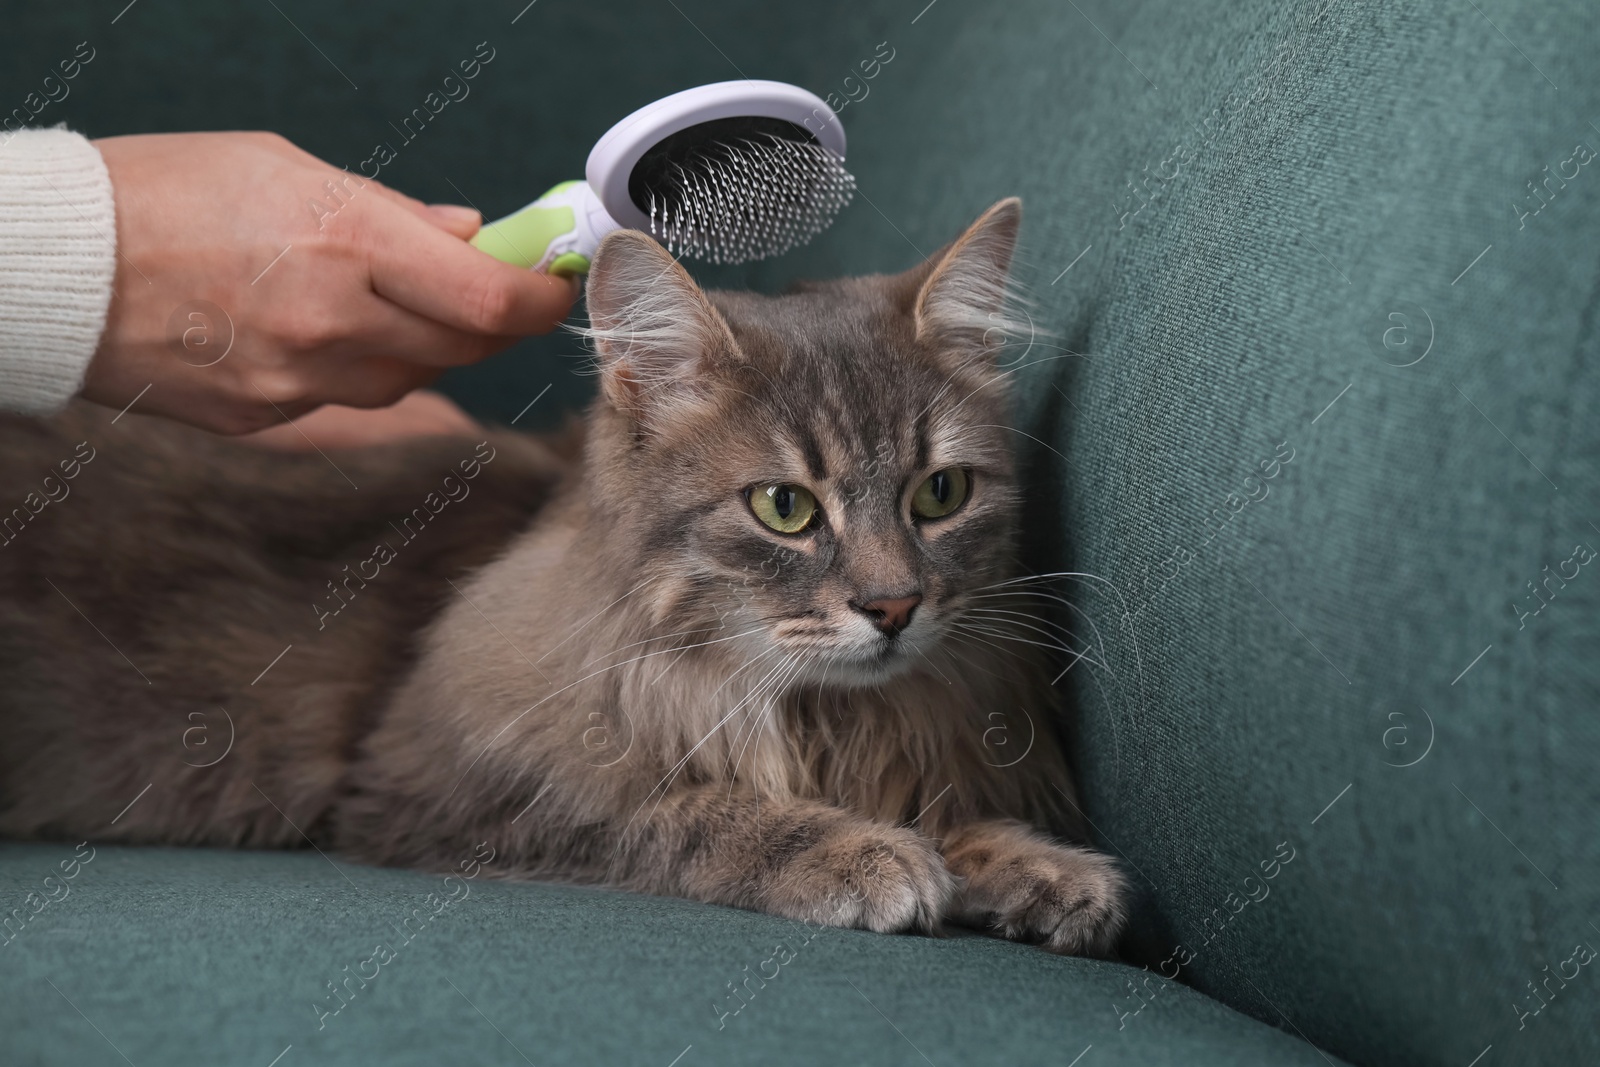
[[853, 593, 923, 636]]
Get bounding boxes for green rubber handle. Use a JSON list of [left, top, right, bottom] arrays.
[[469, 180, 595, 277], [471, 203, 575, 270]]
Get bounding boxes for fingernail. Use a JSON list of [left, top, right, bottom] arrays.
[[427, 203, 481, 225]]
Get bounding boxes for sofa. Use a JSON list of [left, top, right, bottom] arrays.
[[3, 1, 1596, 1063]]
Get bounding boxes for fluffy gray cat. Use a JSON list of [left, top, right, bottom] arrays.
[[0, 199, 1126, 955]]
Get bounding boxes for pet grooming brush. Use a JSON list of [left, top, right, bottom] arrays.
[[469, 80, 852, 272]]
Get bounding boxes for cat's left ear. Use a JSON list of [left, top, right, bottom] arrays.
[[913, 197, 1023, 349]]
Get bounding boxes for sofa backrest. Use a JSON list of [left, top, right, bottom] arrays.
[[773, 3, 1596, 1065]]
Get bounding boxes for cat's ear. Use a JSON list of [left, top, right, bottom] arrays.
[[912, 197, 1023, 349], [583, 230, 741, 424]]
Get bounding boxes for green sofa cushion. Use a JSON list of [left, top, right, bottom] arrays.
[[0, 843, 1341, 1067]]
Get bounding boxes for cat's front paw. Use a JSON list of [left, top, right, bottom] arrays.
[[759, 823, 953, 935], [943, 820, 1127, 956]]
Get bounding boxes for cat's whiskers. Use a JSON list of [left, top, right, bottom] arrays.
[[956, 591, 1083, 626], [680, 640, 794, 800], [971, 569, 1130, 603], [935, 350, 1084, 424], [929, 633, 1013, 684], [584, 622, 727, 667], [955, 619, 1100, 673], [971, 423, 1073, 468], [948, 585, 1091, 641], [961, 587, 1114, 666], [533, 573, 659, 666], [971, 571, 1134, 630], [947, 585, 1126, 684], [944, 620, 1101, 676], [725, 647, 811, 793], [906, 343, 1064, 438], [975, 574, 1155, 714], [907, 307, 1048, 419], [961, 606, 1093, 656], [910, 372, 963, 430], [813, 643, 843, 694], [647, 646, 802, 820], [618, 647, 798, 850], [723, 644, 794, 774], [942, 628, 1057, 680], [605, 645, 793, 881], [947, 607, 1088, 652], [967, 586, 1082, 602], [600, 624, 768, 678], [911, 643, 955, 687], [956, 623, 1099, 670], [447, 624, 769, 798]]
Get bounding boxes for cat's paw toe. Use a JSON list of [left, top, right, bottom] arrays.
[[765, 824, 952, 935], [945, 826, 1128, 956]]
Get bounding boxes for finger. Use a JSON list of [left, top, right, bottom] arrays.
[[240, 391, 481, 451], [381, 389, 481, 434], [343, 295, 516, 369], [238, 418, 327, 450], [423, 204, 482, 239], [365, 202, 580, 336], [309, 355, 440, 411]]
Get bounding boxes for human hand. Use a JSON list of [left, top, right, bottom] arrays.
[[82, 132, 577, 434]]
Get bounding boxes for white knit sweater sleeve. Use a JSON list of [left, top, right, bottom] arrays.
[[0, 126, 116, 416]]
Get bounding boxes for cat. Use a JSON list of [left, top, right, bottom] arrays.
[[0, 198, 1126, 956]]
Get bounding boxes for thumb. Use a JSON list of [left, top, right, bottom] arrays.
[[368, 204, 580, 336]]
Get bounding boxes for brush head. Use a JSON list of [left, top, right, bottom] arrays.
[[634, 121, 855, 264], [587, 81, 853, 265]]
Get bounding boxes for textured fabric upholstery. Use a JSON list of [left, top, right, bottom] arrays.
[[3, 2, 1595, 1063]]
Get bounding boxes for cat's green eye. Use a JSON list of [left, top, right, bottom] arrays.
[[749, 483, 818, 534], [911, 468, 970, 519]]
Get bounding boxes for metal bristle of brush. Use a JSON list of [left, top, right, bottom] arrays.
[[631, 119, 856, 265]]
